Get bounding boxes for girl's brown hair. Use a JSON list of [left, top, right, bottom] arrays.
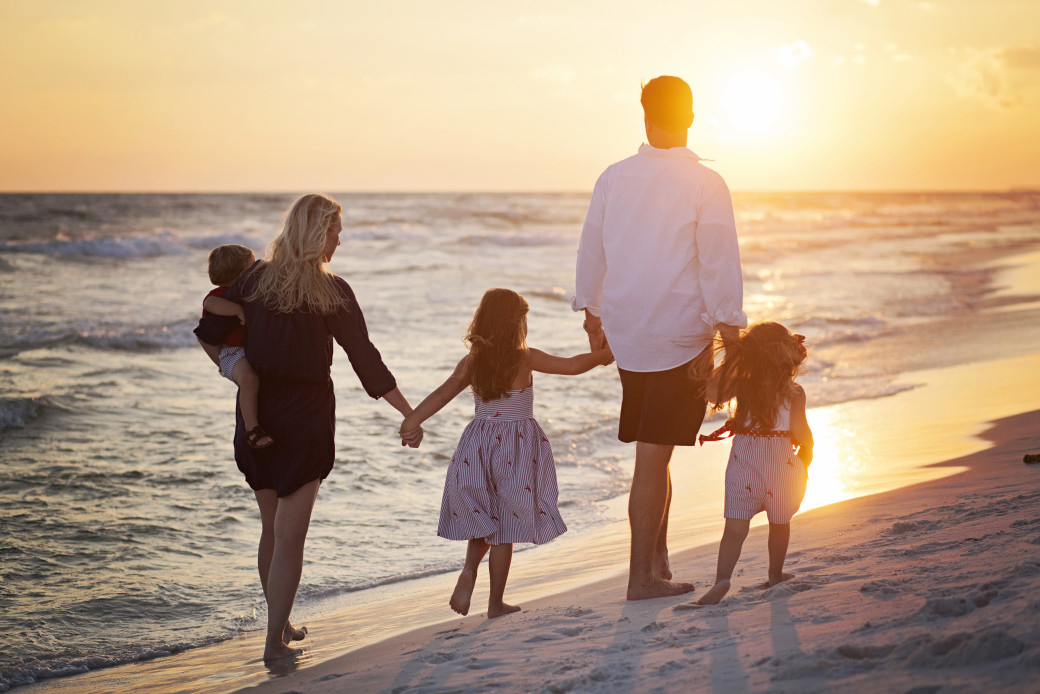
[[465, 288, 529, 402], [711, 321, 806, 432]]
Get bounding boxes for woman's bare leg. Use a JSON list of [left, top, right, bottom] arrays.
[[262, 479, 321, 662], [450, 538, 490, 615], [255, 490, 306, 643], [487, 543, 520, 618]]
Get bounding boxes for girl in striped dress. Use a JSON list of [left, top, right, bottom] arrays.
[[695, 321, 814, 605], [400, 288, 613, 618]]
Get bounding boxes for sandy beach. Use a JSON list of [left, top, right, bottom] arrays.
[[22, 345, 1040, 694]]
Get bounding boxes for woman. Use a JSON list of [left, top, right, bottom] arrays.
[[195, 193, 421, 662]]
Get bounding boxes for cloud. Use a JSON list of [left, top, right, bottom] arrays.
[[776, 40, 813, 69], [529, 64, 577, 86], [948, 45, 1040, 109]]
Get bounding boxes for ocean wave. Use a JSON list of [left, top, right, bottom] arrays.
[[74, 320, 201, 351], [456, 232, 570, 247], [0, 397, 44, 436], [0, 633, 236, 691], [0, 230, 267, 260]]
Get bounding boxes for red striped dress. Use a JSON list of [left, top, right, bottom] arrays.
[[437, 383, 567, 546], [722, 402, 808, 524]]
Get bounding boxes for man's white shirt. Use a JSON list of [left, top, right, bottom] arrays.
[[572, 144, 747, 372]]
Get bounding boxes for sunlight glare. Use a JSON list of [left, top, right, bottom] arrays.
[[721, 70, 785, 135]]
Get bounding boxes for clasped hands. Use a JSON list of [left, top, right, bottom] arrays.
[[400, 425, 423, 448]]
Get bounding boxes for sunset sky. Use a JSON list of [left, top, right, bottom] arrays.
[[2, 1, 1038, 192]]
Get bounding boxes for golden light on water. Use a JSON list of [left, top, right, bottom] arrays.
[[799, 409, 865, 512]]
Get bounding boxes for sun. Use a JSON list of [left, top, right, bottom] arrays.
[[720, 69, 786, 135]]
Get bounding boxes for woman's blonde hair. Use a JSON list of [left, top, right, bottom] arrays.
[[247, 193, 347, 314], [465, 288, 529, 402]]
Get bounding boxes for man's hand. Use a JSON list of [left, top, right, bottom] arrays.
[[717, 323, 740, 351], [583, 309, 608, 351]]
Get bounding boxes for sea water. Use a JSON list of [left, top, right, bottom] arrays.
[[2, 191, 1039, 689]]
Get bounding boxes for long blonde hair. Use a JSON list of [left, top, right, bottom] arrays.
[[247, 193, 348, 314]]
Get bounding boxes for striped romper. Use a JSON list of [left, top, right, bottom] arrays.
[[723, 403, 808, 525], [437, 383, 567, 546]]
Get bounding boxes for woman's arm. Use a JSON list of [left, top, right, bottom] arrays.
[[528, 346, 613, 376], [400, 357, 469, 436], [790, 385, 814, 466], [203, 295, 246, 325]]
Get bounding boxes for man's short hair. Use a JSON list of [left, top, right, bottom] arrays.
[[208, 244, 255, 285], [640, 76, 693, 131]]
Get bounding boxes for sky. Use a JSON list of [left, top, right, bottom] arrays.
[[1, 0, 1038, 192]]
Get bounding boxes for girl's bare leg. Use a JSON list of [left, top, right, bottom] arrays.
[[766, 522, 794, 586], [255, 490, 307, 643], [450, 538, 490, 615], [262, 479, 321, 662], [697, 518, 750, 605], [487, 543, 520, 618], [232, 358, 272, 446]]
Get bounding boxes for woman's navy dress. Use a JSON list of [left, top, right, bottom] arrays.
[[194, 263, 396, 497]]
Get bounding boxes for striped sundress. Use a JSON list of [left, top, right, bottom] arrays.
[[437, 384, 567, 546], [722, 402, 808, 525]]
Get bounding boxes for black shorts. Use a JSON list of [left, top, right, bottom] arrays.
[[617, 351, 710, 446]]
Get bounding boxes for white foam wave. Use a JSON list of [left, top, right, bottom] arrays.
[[456, 232, 570, 247], [0, 230, 267, 260]]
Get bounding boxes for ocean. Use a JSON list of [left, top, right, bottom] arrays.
[[2, 190, 1039, 690]]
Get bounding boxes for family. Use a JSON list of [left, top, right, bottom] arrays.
[[193, 76, 814, 663]]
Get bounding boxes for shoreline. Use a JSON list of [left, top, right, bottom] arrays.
[[23, 349, 1040, 693]]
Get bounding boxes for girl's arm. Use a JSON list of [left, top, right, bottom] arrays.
[[203, 295, 246, 325], [790, 385, 814, 466], [400, 357, 470, 436], [528, 346, 613, 376]]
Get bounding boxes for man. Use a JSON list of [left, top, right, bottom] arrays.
[[572, 75, 746, 600]]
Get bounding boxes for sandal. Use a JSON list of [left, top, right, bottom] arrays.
[[246, 426, 274, 450]]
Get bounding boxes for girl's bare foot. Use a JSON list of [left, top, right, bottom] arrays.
[[765, 572, 794, 587], [695, 579, 731, 605], [449, 568, 477, 615], [283, 623, 307, 642], [487, 602, 521, 619], [263, 641, 302, 663]]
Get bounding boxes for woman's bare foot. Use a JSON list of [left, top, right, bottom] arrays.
[[626, 577, 694, 601], [449, 568, 477, 615], [765, 572, 794, 587], [487, 602, 521, 619], [283, 623, 307, 642], [263, 641, 302, 663], [695, 579, 731, 605]]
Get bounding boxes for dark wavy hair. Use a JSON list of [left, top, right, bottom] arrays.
[[465, 288, 529, 402], [711, 322, 806, 431]]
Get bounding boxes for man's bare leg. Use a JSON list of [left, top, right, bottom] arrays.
[[766, 522, 794, 587], [653, 471, 673, 580], [697, 518, 749, 605], [450, 538, 490, 615], [627, 442, 693, 600]]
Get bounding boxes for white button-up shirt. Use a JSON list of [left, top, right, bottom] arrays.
[[572, 144, 747, 372]]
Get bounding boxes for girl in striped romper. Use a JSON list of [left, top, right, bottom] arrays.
[[400, 288, 613, 619], [695, 321, 814, 605]]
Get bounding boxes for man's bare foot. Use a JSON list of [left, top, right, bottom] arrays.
[[263, 642, 301, 663], [449, 568, 477, 615], [626, 577, 694, 601], [283, 623, 307, 642], [487, 602, 521, 619], [653, 553, 673, 581], [695, 579, 731, 605], [765, 573, 794, 587]]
